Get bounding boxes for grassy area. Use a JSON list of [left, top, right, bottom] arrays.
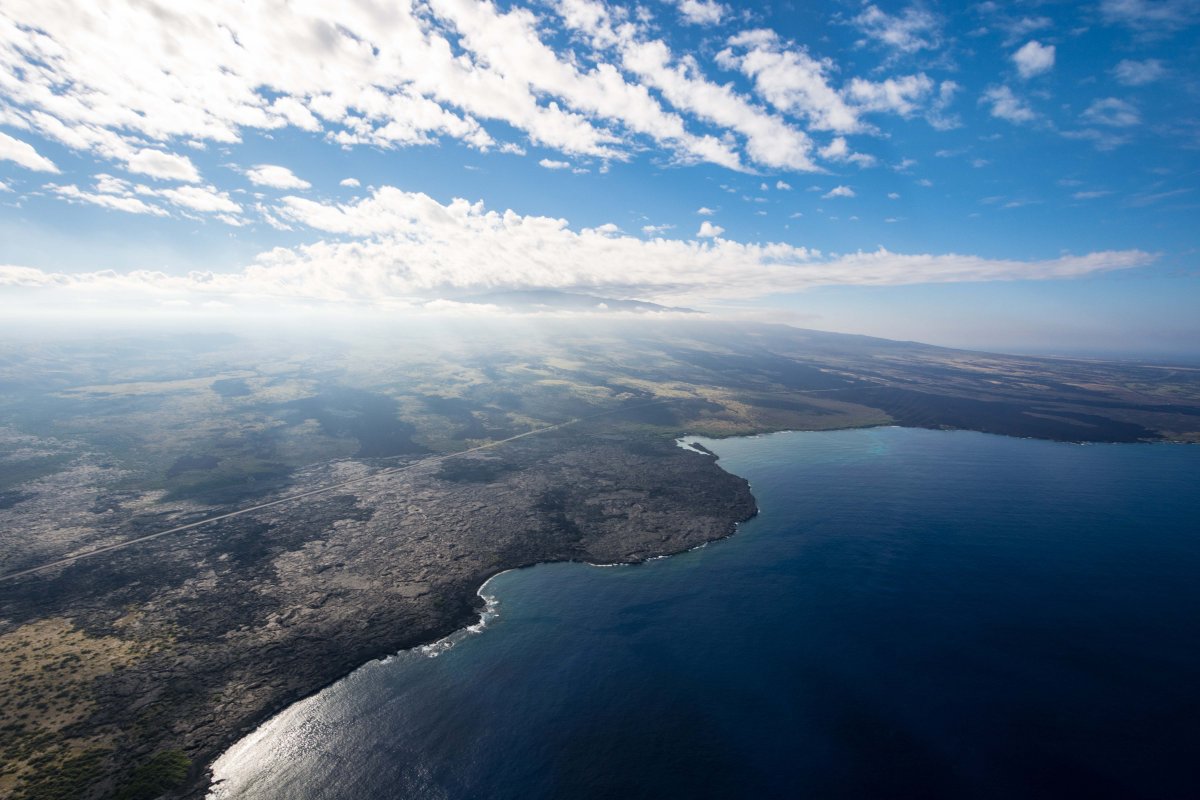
[[0, 617, 167, 799], [116, 750, 191, 800]]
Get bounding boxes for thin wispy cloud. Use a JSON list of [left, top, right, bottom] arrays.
[[1112, 59, 1166, 85]]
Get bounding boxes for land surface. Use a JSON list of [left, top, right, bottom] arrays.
[[1, 319, 1198, 799]]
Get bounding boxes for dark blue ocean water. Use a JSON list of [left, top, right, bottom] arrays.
[[211, 428, 1200, 800]]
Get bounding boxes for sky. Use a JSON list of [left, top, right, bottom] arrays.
[[0, 0, 1197, 356]]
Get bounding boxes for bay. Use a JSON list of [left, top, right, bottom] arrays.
[[210, 427, 1200, 799]]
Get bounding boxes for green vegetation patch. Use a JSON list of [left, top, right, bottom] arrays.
[[116, 750, 190, 800]]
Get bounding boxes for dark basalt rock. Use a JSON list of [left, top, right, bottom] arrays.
[[0, 432, 754, 800]]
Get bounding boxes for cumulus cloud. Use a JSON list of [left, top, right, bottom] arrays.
[[1013, 41, 1055, 79], [0, 0, 743, 176], [0, 131, 59, 172], [676, 0, 726, 25], [159, 185, 242, 214], [0, 186, 1155, 310], [340, 178, 361, 188], [823, 185, 855, 198], [124, 149, 202, 182], [981, 85, 1037, 124], [845, 74, 935, 116], [559, 5, 817, 171], [819, 137, 876, 167], [718, 30, 861, 134], [718, 30, 945, 138], [851, 4, 943, 54], [538, 158, 572, 170], [0, 0, 959, 180], [697, 206, 715, 215], [245, 164, 311, 190]]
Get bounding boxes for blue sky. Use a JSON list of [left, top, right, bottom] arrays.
[[0, 0, 1197, 355]]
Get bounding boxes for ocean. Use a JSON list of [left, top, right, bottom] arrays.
[[210, 427, 1200, 799]]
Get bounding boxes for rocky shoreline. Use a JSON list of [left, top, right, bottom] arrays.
[[0, 430, 756, 799]]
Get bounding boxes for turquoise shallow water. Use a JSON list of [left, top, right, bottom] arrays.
[[211, 428, 1200, 800]]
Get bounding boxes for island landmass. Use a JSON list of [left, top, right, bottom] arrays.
[[1, 320, 1198, 799]]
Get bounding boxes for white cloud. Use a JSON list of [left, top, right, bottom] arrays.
[[823, 185, 855, 198], [1099, 0, 1199, 32], [927, 80, 961, 130], [0, 186, 1155, 309], [340, 178, 361, 188], [539, 158, 572, 170], [981, 85, 1037, 124], [846, 74, 935, 116], [1073, 190, 1113, 199], [989, 14, 1054, 46], [1013, 41, 1055, 79], [776, 180, 792, 190], [0, 0, 748, 176], [676, 0, 726, 26], [556, 7, 817, 171], [642, 223, 674, 235], [697, 206, 715, 215], [245, 164, 311, 190], [888, 192, 900, 199], [0, 131, 60, 172], [1082, 98, 1141, 127], [47, 183, 167, 216], [124, 149, 201, 182], [159, 185, 242, 214], [620, 39, 816, 170], [851, 4, 943, 54], [819, 136, 876, 167], [1061, 128, 1131, 151], [0, 0, 966, 179], [1112, 59, 1166, 85], [718, 31, 861, 134], [41, 173, 248, 220]]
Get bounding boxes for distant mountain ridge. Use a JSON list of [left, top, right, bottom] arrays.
[[449, 289, 700, 314]]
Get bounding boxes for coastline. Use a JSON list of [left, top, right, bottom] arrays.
[[3, 421, 1186, 800], [168, 433, 760, 799], [204, 506, 761, 799], [192, 424, 1193, 799]]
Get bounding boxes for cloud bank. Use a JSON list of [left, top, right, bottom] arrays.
[[0, 186, 1153, 311]]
